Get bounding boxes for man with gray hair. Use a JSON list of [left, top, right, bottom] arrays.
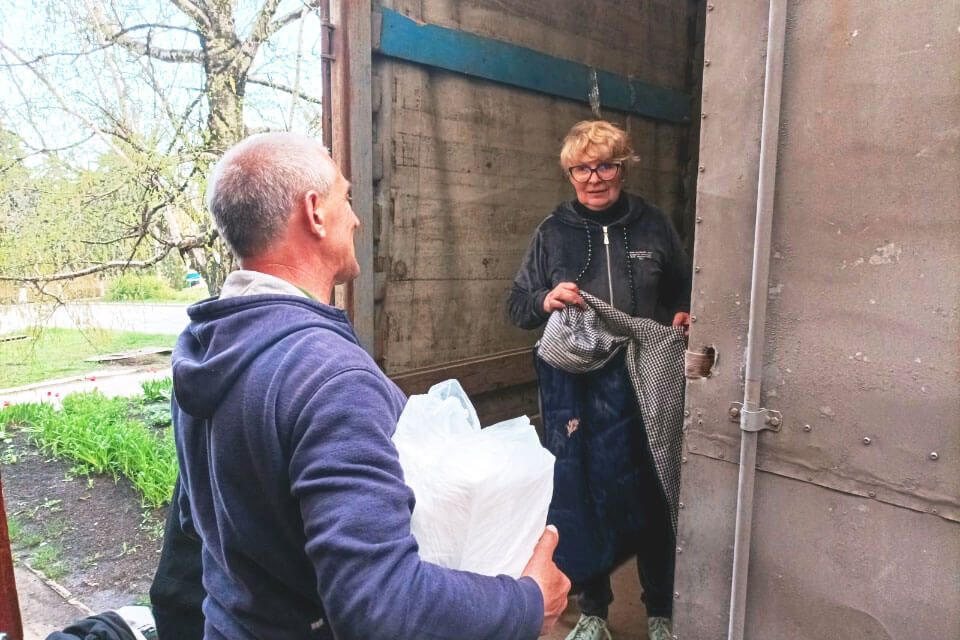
[[168, 132, 570, 639]]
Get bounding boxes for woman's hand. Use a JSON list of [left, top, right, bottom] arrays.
[[543, 282, 585, 313], [673, 311, 690, 336]]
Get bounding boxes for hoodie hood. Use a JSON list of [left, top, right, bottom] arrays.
[[172, 294, 354, 418], [551, 192, 648, 228]]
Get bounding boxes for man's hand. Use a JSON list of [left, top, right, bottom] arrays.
[[521, 525, 571, 635], [543, 282, 585, 313], [673, 311, 690, 336]]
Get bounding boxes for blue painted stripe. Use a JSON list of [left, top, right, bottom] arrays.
[[376, 8, 691, 123]]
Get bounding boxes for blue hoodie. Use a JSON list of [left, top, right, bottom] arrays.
[[172, 294, 543, 640]]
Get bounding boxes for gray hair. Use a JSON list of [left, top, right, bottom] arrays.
[[205, 132, 337, 258]]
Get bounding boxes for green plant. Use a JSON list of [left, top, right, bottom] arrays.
[[31, 543, 67, 580], [106, 273, 176, 301], [0, 391, 178, 508], [141, 377, 173, 403], [6, 516, 22, 543]]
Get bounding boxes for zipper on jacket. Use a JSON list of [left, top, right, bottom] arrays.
[[602, 225, 614, 305]]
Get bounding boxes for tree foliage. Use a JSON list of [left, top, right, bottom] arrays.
[[0, 0, 324, 295]]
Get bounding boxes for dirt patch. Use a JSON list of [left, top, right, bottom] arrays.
[[2, 428, 167, 618]]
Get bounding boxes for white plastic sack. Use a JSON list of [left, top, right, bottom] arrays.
[[393, 379, 555, 578]]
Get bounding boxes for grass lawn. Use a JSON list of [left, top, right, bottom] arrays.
[[0, 328, 176, 389]]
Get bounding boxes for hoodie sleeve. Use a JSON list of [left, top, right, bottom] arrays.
[[289, 368, 544, 640], [508, 224, 552, 330], [658, 217, 692, 315]]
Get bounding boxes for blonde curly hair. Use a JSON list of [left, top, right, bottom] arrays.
[[559, 120, 638, 171]]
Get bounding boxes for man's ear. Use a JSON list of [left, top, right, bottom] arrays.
[[303, 189, 326, 239]]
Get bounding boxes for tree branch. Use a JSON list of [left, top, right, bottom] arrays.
[[244, 1, 320, 57], [0, 248, 175, 283], [248, 75, 322, 105], [108, 31, 203, 63], [0, 37, 133, 164], [167, 0, 212, 30]]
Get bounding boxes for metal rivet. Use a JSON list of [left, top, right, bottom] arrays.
[[696, 216, 703, 223], [704, 60, 711, 67], [729, 406, 740, 418], [803, 424, 812, 432], [868, 491, 876, 498], [676, 546, 683, 554], [679, 501, 685, 509], [862, 437, 872, 445], [691, 315, 698, 322], [701, 113, 708, 119], [766, 415, 781, 427], [694, 265, 701, 272], [674, 592, 680, 599], [929, 452, 939, 461], [707, 3, 715, 10], [698, 165, 706, 172], [684, 409, 690, 417], [932, 508, 938, 514]]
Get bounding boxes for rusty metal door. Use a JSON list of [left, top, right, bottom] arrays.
[[674, 1, 960, 638]]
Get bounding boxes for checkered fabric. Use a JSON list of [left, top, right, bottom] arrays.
[[538, 291, 686, 532]]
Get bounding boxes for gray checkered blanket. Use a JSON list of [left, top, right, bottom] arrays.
[[537, 291, 686, 531]]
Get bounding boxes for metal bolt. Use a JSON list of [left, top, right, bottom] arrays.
[[698, 165, 706, 172], [929, 452, 939, 461], [677, 546, 683, 553], [679, 501, 685, 509], [765, 415, 781, 427], [729, 406, 740, 418], [701, 112, 708, 119], [707, 3, 715, 10], [682, 456, 688, 463], [803, 424, 812, 432], [696, 216, 703, 223], [691, 315, 697, 322], [704, 59, 711, 67], [694, 265, 701, 272], [674, 591, 680, 599], [862, 437, 872, 445], [684, 409, 690, 417]]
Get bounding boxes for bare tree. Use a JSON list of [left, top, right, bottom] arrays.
[[0, 0, 324, 296]]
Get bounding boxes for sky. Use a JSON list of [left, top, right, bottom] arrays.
[[0, 0, 326, 166]]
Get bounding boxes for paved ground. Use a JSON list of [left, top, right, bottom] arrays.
[[1, 302, 190, 336]]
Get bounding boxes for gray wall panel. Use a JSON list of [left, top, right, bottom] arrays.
[[677, 0, 959, 636]]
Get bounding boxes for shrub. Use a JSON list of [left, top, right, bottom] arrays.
[[106, 273, 175, 301]]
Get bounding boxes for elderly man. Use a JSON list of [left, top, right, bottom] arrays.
[[170, 132, 569, 639]]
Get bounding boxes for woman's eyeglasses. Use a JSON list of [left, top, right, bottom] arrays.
[[567, 163, 622, 183]]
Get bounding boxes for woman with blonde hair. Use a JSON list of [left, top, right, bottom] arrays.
[[508, 120, 691, 640]]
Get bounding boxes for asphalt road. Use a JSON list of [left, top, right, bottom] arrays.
[[0, 302, 190, 336]]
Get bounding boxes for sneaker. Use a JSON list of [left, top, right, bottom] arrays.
[[565, 614, 613, 640], [647, 616, 672, 640], [114, 605, 158, 640]]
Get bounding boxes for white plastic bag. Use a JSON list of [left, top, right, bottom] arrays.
[[393, 379, 555, 578]]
